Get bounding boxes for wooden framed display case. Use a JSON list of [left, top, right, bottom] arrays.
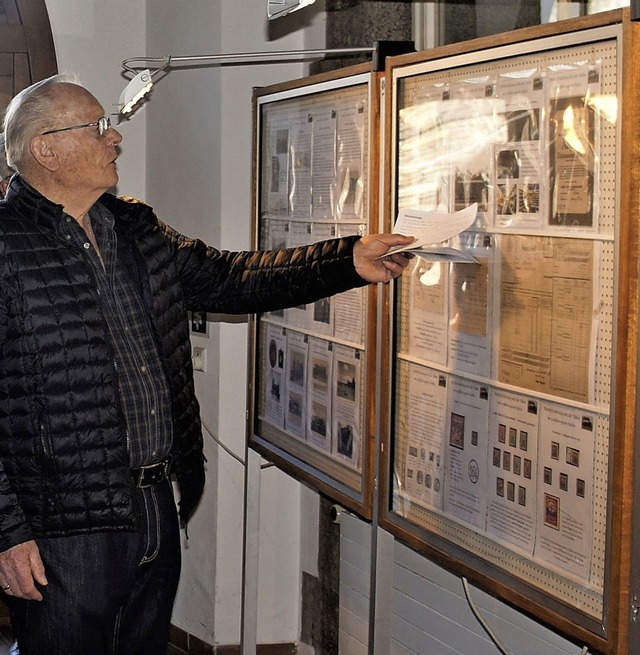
[[378, 9, 640, 654], [247, 63, 383, 519]]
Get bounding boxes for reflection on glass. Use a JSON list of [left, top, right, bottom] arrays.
[[428, 1, 631, 49], [529, 0, 627, 24]]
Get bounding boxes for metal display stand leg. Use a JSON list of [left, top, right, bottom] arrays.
[[371, 526, 394, 654], [241, 447, 262, 655]]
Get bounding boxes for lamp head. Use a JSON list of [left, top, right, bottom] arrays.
[[118, 69, 154, 118]]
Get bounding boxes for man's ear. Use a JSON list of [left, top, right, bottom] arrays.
[[30, 136, 60, 172]]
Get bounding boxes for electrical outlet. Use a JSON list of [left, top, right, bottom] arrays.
[[192, 346, 207, 372]]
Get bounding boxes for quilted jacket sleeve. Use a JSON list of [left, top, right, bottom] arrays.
[[160, 222, 368, 314], [0, 293, 34, 551], [0, 459, 33, 551]]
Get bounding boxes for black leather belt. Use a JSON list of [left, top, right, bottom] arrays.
[[131, 455, 172, 489]]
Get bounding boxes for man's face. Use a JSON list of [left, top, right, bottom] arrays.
[[41, 84, 122, 196]]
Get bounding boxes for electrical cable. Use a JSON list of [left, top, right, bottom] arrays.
[[200, 417, 273, 469], [462, 576, 512, 655], [462, 577, 590, 655]]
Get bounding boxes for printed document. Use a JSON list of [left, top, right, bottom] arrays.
[[384, 203, 478, 261]]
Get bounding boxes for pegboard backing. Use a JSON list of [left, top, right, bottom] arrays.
[[382, 18, 631, 649]]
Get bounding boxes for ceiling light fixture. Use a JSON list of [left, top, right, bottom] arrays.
[[267, 0, 316, 20]]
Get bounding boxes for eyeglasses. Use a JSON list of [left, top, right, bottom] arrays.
[[42, 116, 112, 137]]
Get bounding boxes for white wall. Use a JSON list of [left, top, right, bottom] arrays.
[[339, 515, 590, 655]]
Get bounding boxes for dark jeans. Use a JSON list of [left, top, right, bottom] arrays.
[[9, 479, 181, 655]]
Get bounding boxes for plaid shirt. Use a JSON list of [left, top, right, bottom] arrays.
[[59, 204, 173, 468]]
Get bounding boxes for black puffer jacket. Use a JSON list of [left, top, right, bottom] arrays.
[[0, 176, 367, 551]]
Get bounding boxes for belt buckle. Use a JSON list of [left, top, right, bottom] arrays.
[[134, 466, 152, 489], [135, 456, 172, 488]]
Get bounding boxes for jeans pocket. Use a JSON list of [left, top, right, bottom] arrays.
[[138, 486, 161, 564]]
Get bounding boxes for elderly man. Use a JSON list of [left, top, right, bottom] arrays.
[[0, 74, 411, 654]]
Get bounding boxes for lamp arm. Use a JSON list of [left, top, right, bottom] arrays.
[[122, 47, 375, 76], [118, 45, 382, 117]]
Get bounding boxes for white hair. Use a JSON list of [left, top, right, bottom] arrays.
[[2, 72, 83, 171], [0, 132, 12, 180]]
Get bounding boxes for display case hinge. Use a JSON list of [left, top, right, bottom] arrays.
[[631, 596, 640, 622]]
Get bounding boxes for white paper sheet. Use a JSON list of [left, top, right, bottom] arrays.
[[383, 203, 478, 258]]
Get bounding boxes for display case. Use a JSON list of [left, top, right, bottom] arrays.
[[247, 63, 383, 518], [379, 10, 640, 653]]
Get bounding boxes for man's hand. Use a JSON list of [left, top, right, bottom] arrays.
[[0, 540, 48, 600], [353, 233, 414, 283]]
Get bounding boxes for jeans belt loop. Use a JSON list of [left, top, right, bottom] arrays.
[[132, 455, 172, 489]]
